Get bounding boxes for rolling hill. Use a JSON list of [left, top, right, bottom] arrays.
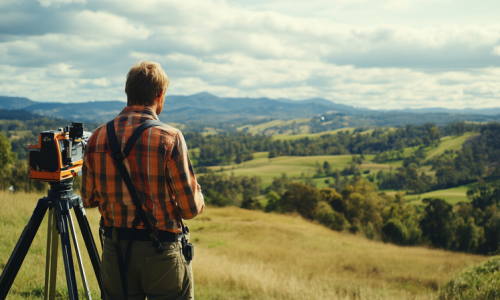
[[2, 93, 500, 126], [0, 191, 486, 299]]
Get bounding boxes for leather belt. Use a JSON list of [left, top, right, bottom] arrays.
[[103, 226, 181, 242]]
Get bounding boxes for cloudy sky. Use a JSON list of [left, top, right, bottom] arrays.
[[1, 0, 500, 109]]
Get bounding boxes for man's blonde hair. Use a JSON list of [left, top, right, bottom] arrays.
[[125, 60, 170, 106]]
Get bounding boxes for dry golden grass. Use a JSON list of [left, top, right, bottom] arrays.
[[188, 207, 485, 300], [0, 191, 487, 299]]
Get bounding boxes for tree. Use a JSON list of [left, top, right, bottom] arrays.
[[241, 197, 255, 209], [0, 132, 14, 176], [204, 190, 232, 207], [453, 217, 483, 253], [281, 183, 321, 220], [264, 191, 280, 212], [314, 201, 348, 231], [420, 198, 455, 249], [467, 179, 500, 210], [382, 218, 408, 245]]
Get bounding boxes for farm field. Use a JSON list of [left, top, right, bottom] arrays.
[[203, 132, 479, 205], [404, 186, 470, 205], [382, 185, 471, 206], [424, 132, 478, 160], [207, 153, 356, 187], [238, 118, 311, 135], [271, 127, 357, 141], [0, 191, 486, 300]]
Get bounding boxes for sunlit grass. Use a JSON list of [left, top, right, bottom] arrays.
[[189, 207, 485, 300], [425, 133, 478, 161], [404, 186, 471, 205], [0, 191, 486, 299]]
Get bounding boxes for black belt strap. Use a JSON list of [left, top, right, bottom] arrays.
[[106, 119, 164, 299]]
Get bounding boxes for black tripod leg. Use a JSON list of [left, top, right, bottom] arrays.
[[57, 199, 79, 300], [0, 200, 48, 299], [73, 197, 106, 299]]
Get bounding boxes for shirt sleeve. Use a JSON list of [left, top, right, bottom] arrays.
[[166, 131, 205, 220], [81, 153, 98, 208]]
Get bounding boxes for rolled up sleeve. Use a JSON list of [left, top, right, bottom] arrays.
[[166, 131, 204, 220], [81, 154, 99, 208]]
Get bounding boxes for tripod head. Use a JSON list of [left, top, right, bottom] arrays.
[[47, 179, 74, 198]]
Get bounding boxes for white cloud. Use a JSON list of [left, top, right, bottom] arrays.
[[37, 0, 86, 7], [492, 46, 500, 56], [1, 0, 500, 109], [47, 63, 82, 78], [72, 10, 150, 40]]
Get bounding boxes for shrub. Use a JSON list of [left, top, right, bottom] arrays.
[[314, 201, 349, 231], [440, 257, 500, 300], [204, 189, 233, 207], [382, 218, 408, 245], [281, 183, 321, 220], [264, 191, 281, 213]]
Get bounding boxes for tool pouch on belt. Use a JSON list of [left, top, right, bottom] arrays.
[[181, 222, 194, 261]]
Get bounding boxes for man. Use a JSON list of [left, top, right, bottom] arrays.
[[81, 60, 204, 300]]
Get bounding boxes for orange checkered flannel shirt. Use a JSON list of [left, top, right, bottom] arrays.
[[81, 105, 204, 233]]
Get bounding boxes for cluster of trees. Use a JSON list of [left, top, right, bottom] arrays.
[[268, 123, 441, 158], [370, 123, 500, 194], [196, 169, 262, 206], [235, 175, 500, 255], [0, 132, 46, 193], [185, 132, 270, 166], [418, 180, 500, 254], [183, 122, 443, 167]]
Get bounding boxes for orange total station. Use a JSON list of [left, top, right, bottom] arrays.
[[27, 122, 91, 182]]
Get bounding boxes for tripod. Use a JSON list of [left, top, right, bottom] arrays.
[[0, 180, 104, 300]]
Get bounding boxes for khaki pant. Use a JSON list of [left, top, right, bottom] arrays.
[[101, 237, 193, 300]]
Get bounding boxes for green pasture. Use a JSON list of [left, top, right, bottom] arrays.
[[7, 130, 32, 140], [425, 132, 478, 160], [382, 185, 471, 206], [206, 153, 355, 186], [373, 132, 478, 169], [238, 118, 312, 135], [199, 131, 479, 199], [272, 127, 356, 141]]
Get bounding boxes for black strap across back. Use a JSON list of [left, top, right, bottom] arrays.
[[106, 119, 164, 300]]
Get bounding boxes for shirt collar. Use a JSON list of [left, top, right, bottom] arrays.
[[119, 105, 159, 120]]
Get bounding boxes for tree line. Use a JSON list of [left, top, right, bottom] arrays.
[[205, 171, 500, 255]]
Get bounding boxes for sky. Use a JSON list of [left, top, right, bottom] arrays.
[[0, 0, 500, 109]]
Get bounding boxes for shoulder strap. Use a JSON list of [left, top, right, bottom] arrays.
[[123, 120, 163, 157], [107, 119, 163, 160], [106, 120, 164, 252]]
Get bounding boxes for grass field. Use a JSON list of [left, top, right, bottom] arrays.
[[0, 191, 487, 299], [404, 186, 471, 205], [207, 153, 355, 186], [271, 128, 356, 141], [382, 185, 471, 206], [238, 118, 312, 135], [425, 133, 478, 161], [200, 131, 479, 204]]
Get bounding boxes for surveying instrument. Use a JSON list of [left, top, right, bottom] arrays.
[[0, 122, 104, 300]]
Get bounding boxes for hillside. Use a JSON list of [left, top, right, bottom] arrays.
[[0, 191, 485, 299], [202, 131, 479, 204], [2, 94, 500, 126]]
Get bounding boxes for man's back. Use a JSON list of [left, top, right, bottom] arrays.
[[82, 105, 204, 231]]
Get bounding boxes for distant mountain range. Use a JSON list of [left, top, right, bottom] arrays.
[[1, 93, 500, 125]]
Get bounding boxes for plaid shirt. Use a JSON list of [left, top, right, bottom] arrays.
[[81, 105, 204, 233]]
